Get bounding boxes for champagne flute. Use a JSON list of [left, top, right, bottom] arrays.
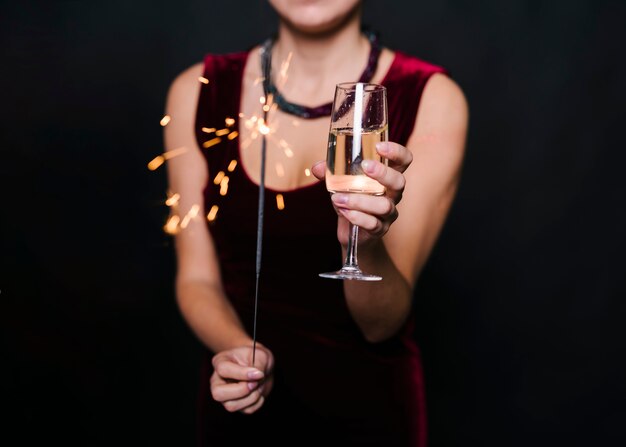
[[320, 82, 388, 281]]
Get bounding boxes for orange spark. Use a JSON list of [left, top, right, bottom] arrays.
[[163, 215, 181, 235], [213, 171, 225, 185], [198, 76, 209, 84], [227, 131, 239, 140], [219, 176, 229, 196], [203, 137, 222, 149], [225, 117, 236, 127], [160, 115, 171, 126], [304, 168, 311, 177], [180, 204, 200, 229], [215, 128, 230, 137], [263, 104, 270, 112], [148, 155, 164, 171], [259, 96, 266, 104], [207, 205, 219, 222], [202, 127, 216, 134], [258, 119, 270, 135], [227, 160, 238, 172], [276, 194, 285, 211], [165, 193, 180, 207]]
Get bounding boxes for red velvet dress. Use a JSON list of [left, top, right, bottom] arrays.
[[194, 48, 449, 447]]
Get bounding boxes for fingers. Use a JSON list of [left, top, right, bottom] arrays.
[[331, 193, 396, 220], [311, 160, 326, 180], [361, 159, 406, 196], [211, 379, 255, 401], [376, 142, 413, 173], [240, 396, 265, 415], [212, 357, 264, 382], [222, 389, 264, 413]]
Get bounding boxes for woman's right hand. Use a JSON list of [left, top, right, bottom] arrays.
[[210, 344, 274, 414]]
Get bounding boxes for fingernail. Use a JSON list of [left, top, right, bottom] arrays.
[[331, 194, 348, 205], [312, 160, 325, 169], [247, 381, 258, 391], [361, 160, 375, 173], [247, 370, 263, 380], [376, 142, 388, 154]]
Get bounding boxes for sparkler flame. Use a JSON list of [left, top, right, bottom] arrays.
[[160, 115, 171, 126], [207, 205, 219, 222], [276, 194, 285, 210], [147, 146, 188, 171], [165, 192, 180, 207]]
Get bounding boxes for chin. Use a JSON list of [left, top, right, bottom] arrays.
[[269, 0, 362, 35]]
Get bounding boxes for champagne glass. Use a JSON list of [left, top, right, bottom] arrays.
[[320, 82, 388, 281]]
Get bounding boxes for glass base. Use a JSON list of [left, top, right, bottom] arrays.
[[319, 266, 382, 281]]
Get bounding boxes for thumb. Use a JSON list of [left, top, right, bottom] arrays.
[[311, 161, 326, 180]]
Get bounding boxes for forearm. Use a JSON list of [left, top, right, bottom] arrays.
[[176, 280, 252, 353], [342, 239, 413, 343]]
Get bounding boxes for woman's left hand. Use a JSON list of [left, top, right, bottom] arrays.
[[312, 141, 413, 247]]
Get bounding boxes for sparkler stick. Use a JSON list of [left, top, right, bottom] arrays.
[[252, 52, 272, 367]]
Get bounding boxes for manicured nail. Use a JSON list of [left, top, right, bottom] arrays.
[[361, 160, 375, 173], [247, 381, 258, 391], [376, 142, 388, 154], [331, 194, 348, 205], [247, 370, 263, 380]]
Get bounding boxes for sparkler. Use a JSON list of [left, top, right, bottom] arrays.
[[252, 90, 270, 367]]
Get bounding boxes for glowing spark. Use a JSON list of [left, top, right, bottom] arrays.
[[278, 52, 293, 87], [160, 115, 171, 126], [213, 171, 225, 185], [253, 76, 264, 86], [202, 127, 216, 134], [148, 156, 164, 171], [165, 193, 180, 207], [227, 160, 238, 172], [219, 176, 229, 196], [263, 104, 270, 112], [203, 137, 222, 149], [279, 140, 294, 158], [304, 168, 311, 177], [227, 131, 239, 140], [198, 76, 209, 84], [258, 119, 270, 135], [259, 96, 266, 104], [149, 146, 189, 170], [238, 112, 245, 118], [275, 163, 285, 177], [276, 194, 285, 211], [215, 128, 230, 137], [163, 215, 180, 235], [207, 205, 219, 222], [180, 204, 200, 229], [225, 117, 236, 127]]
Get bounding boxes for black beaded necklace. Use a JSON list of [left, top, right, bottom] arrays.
[[261, 31, 382, 119]]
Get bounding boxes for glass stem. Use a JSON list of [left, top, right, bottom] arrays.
[[344, 223, 359, 269]]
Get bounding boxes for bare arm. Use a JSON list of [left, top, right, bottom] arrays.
[[164, 64, 251, 353], [314, 73, 469, 342]]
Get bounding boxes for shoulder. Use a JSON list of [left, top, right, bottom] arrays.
[[167, 62, 205, 103], [167, 51, 250, 101], [419, 72, 469, 133]]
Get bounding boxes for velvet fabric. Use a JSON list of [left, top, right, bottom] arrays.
[[194, 48, 449, 447]]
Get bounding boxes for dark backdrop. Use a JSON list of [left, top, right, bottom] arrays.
[[2, 1, 625, 446]]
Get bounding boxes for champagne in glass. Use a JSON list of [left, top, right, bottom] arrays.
[[320, 82, 388, 281]]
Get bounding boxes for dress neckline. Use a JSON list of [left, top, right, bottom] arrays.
[[235, 47, 399, 194]]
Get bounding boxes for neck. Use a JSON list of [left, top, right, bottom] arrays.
[[272, 10, 368, 88]]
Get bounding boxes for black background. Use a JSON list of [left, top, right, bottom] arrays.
[[2, 1, 625, 445]]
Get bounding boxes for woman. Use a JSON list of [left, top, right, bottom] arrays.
[[164, 0, 468, 445]]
